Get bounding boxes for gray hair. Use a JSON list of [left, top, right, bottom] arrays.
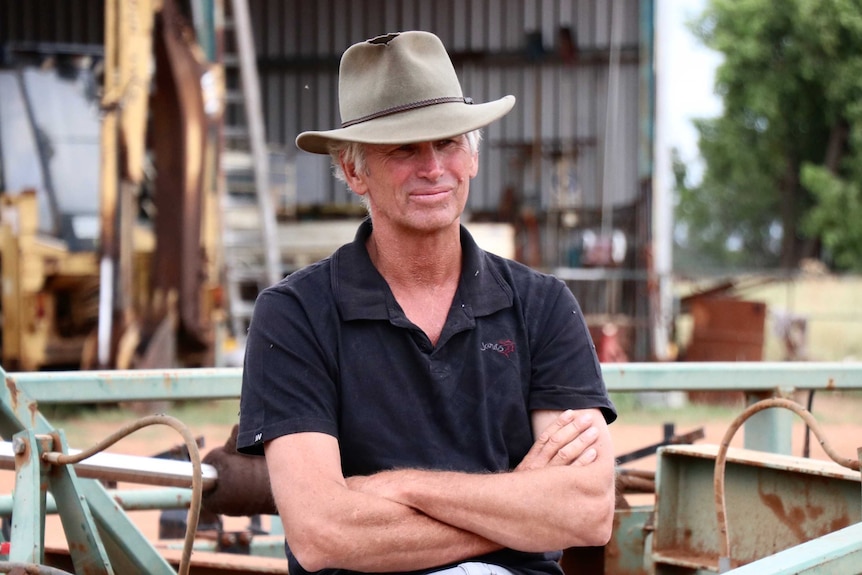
[[329, 130, 483, 186]]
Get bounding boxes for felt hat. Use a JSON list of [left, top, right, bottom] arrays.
[[295, 31, 516, 154]]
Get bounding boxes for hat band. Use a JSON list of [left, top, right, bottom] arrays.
[[341, 96, 474, 128]]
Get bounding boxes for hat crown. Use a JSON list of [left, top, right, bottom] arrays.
[[295, 30, 515, 154], [339, 31, 464, 125]]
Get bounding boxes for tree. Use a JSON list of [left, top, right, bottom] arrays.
[[675, 0, 862, 271]]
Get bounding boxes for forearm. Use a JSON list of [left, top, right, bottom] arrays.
[[300, 485, 501, 572], [267, 432, 500, 572], [361, 464, 615, 552], [352, 409, 617, 552]]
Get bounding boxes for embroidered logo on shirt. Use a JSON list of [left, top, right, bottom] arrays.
[[481, 339, 516, 357], [254, 433, 263, 442]]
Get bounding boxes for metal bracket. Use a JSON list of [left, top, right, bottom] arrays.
[[0, 369, 177, 573]]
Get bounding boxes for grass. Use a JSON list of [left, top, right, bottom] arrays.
[[610, 391, 744, 425], [42, 399, 241, 449], [611, 388, 862, 428], [42, 399, 240, 427]]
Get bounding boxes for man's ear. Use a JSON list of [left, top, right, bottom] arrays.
[[340, 155, 367, 196], [469, 150, 479, 179]]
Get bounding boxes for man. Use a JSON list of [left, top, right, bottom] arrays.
[[237, 30, 617, 575]]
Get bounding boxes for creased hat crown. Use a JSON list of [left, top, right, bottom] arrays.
[[296, 31, 515, 154]]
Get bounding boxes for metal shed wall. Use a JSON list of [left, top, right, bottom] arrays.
[[250, 0, 649, 226], [0, 0, 104, 46], [0, 0, 653, 264], [0, 0, 656, 357]]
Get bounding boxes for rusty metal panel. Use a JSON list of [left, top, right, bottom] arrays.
[[685, 297, 768, 362], [653, 445, 862, 573], [604, 506, 652, 575]]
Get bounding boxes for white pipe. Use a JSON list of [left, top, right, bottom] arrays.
[[652, 0, 674, 360], [97, 256, 114, 367]]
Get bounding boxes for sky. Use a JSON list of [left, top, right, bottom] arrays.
[[655, 0, 724, 188], [651, 0, 724, 346]]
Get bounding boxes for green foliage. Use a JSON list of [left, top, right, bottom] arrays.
[[675, 0, 862, 270], [802, 165, 862, 270]]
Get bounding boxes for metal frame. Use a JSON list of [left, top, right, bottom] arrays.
[[723, 521, 862, 574], [1, 369, 176, 573], [1, 361, 861, 573], [652, 445, 861, 573], [13, 361, 861, 454]]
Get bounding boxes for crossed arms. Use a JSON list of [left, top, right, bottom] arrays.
[[264, 408, 615, 573]]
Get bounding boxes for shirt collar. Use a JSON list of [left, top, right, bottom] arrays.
[[333, 219, 513, 321]]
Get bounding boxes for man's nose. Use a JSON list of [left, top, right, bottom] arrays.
[[416, 145, 444, 179]]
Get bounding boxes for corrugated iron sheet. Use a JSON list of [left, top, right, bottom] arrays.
[[0, 0, 655, 350], [249, 0, 648, 219]]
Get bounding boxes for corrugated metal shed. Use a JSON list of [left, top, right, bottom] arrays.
[[0, 0, 656, 358], [244, 0, 656, 360], [0, 0, 104, 46], [248, 0, 648, 220], [0, 0, 652, 244]]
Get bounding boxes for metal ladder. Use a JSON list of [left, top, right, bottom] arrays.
[[221, 0, 282, 342]]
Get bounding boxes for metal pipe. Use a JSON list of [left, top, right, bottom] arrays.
[[0, 441, 218, 490], [8, 362, 862, 404], [0, 488, 194, 515]]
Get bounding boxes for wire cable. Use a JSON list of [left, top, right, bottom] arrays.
[[713, 397, 860, 572], [42, 414, 203, 575]]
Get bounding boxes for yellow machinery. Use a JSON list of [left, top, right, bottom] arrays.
[[0, 0, 224, 371]]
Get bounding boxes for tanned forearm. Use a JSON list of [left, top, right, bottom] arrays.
[[286, 480, 501, 572], [266, 435, 500, 573], [268, 409, 613, 571], [350, 410, 616, 552], [350, 459, 614, 552], [332, 477, 504, 570]]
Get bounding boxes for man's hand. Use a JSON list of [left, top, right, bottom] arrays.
[[516, 410, 599, 471], [341, 408, 615, 553], [348, 409, 600, 498]]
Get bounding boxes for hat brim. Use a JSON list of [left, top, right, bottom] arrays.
[[295, 95, 516, 154]]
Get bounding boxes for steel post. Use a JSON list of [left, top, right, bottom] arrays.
[[8, 430, 48, 565], [0, 488, 194, 515], [46, 429, 113, 574], [742, 391, 793, 455]]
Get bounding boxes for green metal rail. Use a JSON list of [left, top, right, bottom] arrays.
[[11, 361, 862, 454], [10, 362, 862, 403], [723, 521, 862, 574]]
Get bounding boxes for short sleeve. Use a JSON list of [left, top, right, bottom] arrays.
[[526, 280, 617, 424], [237, 277, 340, 455]]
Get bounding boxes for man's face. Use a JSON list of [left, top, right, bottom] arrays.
[[343, 135, 479, 234]]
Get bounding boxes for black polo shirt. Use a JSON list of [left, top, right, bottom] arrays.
[[237, 219, 616, 575]]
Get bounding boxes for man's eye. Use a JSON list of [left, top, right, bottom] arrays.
[[436, 139, 457, 149]]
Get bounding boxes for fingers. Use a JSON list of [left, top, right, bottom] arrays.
[[550, 424, 598, 466], [545, 413, 598, 465], [517, 410, 600, 471], [573, 447, 597, 466]]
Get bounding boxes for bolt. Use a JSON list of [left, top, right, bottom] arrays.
[[11, 437, 26, 455]]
